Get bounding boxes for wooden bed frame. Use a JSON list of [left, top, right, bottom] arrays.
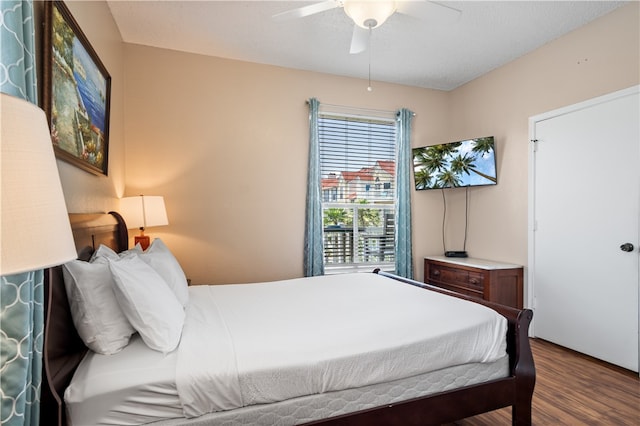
[[42, 212, 535, 426]]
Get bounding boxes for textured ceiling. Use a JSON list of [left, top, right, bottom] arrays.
[[107, 1, 628, 90]]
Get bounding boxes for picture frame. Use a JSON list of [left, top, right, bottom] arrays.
[[43, 0, 111, 176]]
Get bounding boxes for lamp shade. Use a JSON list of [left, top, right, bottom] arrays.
[[120, 195, 168, 230], [1, 93, 77, 275]]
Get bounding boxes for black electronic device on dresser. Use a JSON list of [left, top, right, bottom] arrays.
[[444, 251, 468, 258]]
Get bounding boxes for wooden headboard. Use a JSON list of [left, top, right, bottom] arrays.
[[41, 212, 128, 426]]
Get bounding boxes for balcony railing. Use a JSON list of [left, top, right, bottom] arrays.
[[323, 203, 395, 271]]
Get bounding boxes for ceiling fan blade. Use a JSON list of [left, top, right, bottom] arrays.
[[350, 25, 369, 54], [272, 0, 340, 21], [396, 0, 461, 24]]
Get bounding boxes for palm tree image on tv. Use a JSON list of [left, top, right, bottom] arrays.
[[412, 137, 497, 190]]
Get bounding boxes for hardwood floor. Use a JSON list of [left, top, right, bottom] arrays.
[[449, 338, 640, 425]]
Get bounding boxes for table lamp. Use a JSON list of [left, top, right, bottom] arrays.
[[1, 93, 77, 275], [120, 195, 168, 250]]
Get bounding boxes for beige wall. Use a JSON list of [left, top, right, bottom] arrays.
[[35, 0, 126, 214], [438, 3, 639, 286], [124, 3, 638, 286], [35, 1, 638, 289], [123, 46, 449, 284]]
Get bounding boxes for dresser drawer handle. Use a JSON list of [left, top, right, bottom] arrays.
[[469, 278, 479, 284], [432, 270, 440, 276]]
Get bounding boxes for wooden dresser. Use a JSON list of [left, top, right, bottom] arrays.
[[424, 256, 523, 309]]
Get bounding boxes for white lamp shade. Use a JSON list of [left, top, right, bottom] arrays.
[[1, 93, 77, 275], [344, 0, 396, 29], [120, 195, 168, 229]]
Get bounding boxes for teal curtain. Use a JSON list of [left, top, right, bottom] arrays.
[[303, 98, 325, 276], [0, 0, 37, 101], [1, 272, 44, 426], [395, 109, 414, 278], [1, 1, 43, 425]]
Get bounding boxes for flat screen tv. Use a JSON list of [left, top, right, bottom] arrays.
[[412, 136, 497, 190]]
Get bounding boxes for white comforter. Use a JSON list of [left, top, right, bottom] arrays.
[[176, 273, 507, 418]]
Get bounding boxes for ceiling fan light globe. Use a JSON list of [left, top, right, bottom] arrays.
[[344, 0, 396, 29]]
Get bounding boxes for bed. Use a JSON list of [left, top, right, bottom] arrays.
[[41, 212, 535, 426]]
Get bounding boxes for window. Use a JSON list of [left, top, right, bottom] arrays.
[[318, 111, 397, 273]]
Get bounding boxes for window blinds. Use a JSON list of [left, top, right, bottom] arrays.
[[318, 114, 396, 202]]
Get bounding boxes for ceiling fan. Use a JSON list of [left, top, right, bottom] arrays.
[[273, 0, 462, 54]]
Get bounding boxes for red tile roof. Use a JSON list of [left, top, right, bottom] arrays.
[[377, 160, 395, 176], [341, 169, 374, 183], [322, 161, 395, 189], [322, 176, 339, 189]]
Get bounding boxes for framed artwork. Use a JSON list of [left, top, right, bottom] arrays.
[[43, 0, 111, 176]]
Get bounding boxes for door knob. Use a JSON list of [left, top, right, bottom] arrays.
[[620, 243, 634, 252]]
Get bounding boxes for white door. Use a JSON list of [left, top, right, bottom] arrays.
[[530, 86, 639, 372]]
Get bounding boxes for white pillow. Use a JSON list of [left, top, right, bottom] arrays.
[[89, 244, 118, 262], [108, 255, 185, 353], [90, 243, 142, 262], [62, 260, 135, 354], [139, 239, 189, 307]]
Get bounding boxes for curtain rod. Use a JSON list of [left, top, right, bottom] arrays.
[[305, 100, 416, 117]]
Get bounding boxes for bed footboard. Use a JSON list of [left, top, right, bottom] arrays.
[[306, 270, 535, 426]]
